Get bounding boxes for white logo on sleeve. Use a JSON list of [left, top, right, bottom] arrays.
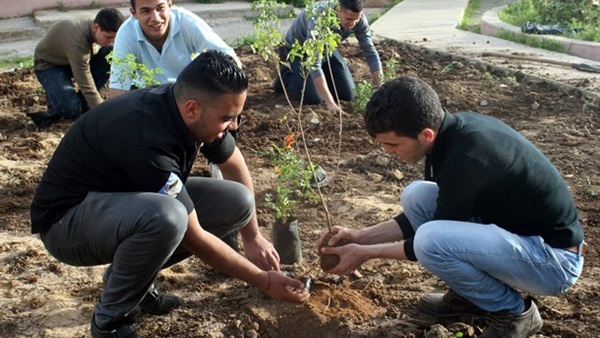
[[158, 173, 183, 197]]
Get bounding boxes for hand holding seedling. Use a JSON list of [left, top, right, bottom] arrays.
[[317, 225, 358, 273]]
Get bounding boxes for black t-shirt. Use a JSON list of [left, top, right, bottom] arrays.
[[402, 112, 583, 260], [30, 84, 235, 234]]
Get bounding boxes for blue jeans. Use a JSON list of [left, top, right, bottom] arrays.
[[403, 180, 584, 313], [283, 49, 355, 105], [35, 46, 112, 118], [40, 177, 254, 327]]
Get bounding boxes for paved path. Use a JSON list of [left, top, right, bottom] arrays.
[[0, 0, 598, 95], [370, 0, 600, 95]]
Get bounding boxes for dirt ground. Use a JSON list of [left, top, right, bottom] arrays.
[[0, 37, 599, 338]]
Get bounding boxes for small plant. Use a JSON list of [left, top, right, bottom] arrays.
[[56, 1, 68, 12], [264, 133, 317, 223], [504, 75, 520, 88], [482, 71, 496, 88], [231, 33, 260, 48], [352, 57, 398, 113], [106, 51, 162, 89], [252, 0, 341, 232]]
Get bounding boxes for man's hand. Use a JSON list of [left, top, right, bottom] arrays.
[[325, 100, 345, 114], [316, 225, 357, 249], [260, 270, 310, 303], [317, 226, 363, 275], [372, 70, 383, 88], [243, 232, 281, 271], [319, 242, 365, 275]]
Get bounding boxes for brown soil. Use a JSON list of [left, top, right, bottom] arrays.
[[0, 40, 598, 338]]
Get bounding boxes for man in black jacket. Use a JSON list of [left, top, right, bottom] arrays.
[[319, 76, 585, 338], [31, 50, 308, 338]]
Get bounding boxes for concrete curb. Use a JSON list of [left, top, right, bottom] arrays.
[[480, 6, 600, 62]]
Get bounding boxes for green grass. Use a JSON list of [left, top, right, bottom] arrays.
[[498, 0, 539, 26], [369, 0, 404, 25], [499, 0, 600, 43], [230, 33, 260, 48], [495, 29, 564, 52], [0, 56, 34, 70], [458, 0, 481, 32]]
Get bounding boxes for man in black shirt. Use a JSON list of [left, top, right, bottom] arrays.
[[31, 50, 308, 338], [318, 76, 586, 338]]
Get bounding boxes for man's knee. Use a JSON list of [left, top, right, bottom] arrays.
[[55, 94, 83, 118], [413, 221, 446, 261], [401, 180, 430, 207], [142, 198, 188, 241], [229, 184, 255, 228]]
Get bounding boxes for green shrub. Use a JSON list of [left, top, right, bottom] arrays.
[[500, 0, 600, 42]]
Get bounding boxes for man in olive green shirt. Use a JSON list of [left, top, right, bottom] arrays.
[[29, 7, 125, 128]]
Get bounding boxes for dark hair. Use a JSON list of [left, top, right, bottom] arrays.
[[94, 8, 125, 33], [339, 0, 363, 13], [364, 76, 444, 139], [174, 50, 248, 103]]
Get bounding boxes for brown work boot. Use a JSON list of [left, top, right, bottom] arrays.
[[418, 289, 488, 318], [479, 298, 543, 338]]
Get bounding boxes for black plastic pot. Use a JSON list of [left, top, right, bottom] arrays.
[[272, 217, 302, 265]]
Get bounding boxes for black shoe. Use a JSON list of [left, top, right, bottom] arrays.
[[418, 289, 488, 318], [479, 298, 543, 338], [28, 111, 60, 128], [90, 315, 139, 338], [139, 283, 181, 315]]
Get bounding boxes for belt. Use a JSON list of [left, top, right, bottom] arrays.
[[564, 242, 588, 257]]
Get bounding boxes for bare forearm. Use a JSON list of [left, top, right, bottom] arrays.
[[313, 74, 336, 106], [355, 219, 404, 245], [372, 70, 382, 86], [360, 240, 408, 261]]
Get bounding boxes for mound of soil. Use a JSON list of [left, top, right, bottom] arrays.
[[0, 40, 598, 338]]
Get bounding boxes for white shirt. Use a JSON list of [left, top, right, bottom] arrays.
[[109, 6, 235, 90]]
